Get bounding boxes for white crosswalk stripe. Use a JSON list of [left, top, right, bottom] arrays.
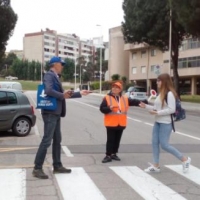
[[165, 165, 200, 185], [0, 164, 199, 200], [110, 166, 186, 200], [0, 169, 26, 200], [55, 167, 106, 200]]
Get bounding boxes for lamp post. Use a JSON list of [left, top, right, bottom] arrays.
[[169, 0, 172, 76], [96, 25, 103, 94]]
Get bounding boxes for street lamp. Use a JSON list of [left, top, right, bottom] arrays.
[[169, 0, 172, 76], [96, 24, 103, 94]]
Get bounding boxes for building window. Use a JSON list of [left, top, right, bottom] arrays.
[[44, 36, 49, 39], [132, 67, 137, 74], [44, 42, 49, 46], [141, 50, 146, 58], [132, 52, 137, 60], [141, 66, 146, 73], [178, 56, 200, 68], [151, 49, 156, 56], [151, 65, 156, 72]]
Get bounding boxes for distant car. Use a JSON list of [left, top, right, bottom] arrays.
[[0, 89, 36, 136], [125, 86, 147, 100], [5, 76, 18, 80], [0, 81, 22, 92]]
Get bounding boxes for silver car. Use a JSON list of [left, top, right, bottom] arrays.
[[125, 86, 147, 100], [0, 89, 36, 136]]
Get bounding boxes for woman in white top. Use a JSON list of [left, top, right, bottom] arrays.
[[139, 73, 191, 173]]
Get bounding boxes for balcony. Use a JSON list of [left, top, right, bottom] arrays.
[[124, 43, 149, 51]]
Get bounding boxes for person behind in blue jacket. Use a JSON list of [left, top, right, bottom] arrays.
[[33, 57, 91, 179]]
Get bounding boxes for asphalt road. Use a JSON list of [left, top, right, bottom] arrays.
[[0, 91, 199, 200]]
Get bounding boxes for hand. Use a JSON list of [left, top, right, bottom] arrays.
[[149, 110, 157, 115], [139, 102, 146, 108], [110, 106, 118, 110], [63, 90, 73, 99], [80, 90, 92, 96]]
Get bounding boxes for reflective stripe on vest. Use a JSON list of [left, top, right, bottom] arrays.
[[104, 95, 129, 127]]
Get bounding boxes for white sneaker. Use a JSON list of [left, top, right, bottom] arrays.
[[144, 163, 160, 173], [182, 157, 191, 173]]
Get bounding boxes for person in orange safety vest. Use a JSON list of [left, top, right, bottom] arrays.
[[100, 81, 148, 163]]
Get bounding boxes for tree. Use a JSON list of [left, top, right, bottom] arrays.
[[0, 0, 18, 59], [174, 0, 200, 37], [122, 0, 189, 94], [62, 58, 75, 82], [112, 74, 120, 81]]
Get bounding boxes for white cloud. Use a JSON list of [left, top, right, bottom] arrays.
[[6, 0, 124, 51]]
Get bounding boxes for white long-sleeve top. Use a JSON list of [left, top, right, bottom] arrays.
[[145, 91, 176, 124]]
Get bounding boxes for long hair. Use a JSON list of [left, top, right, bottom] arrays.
[[157, 73, 177, 107]]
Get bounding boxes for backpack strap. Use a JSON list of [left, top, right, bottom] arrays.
[[165, 92, 175, 132]]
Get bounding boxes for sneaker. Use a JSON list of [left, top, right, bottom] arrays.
[[53, 166, 72, 174], [102, 156, 112, 163], [182, 157, 191, 173], [111, 154, 121, 161], [32, 169, 49, 179], [144, 163, 160, 173]]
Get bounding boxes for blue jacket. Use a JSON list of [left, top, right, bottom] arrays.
[[42, 70, 81, 117]]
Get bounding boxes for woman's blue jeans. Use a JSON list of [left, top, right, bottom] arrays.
[[152, 122, 183, 164]]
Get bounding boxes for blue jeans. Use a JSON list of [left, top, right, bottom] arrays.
[[34, 114, 62, 169], [152, 122, 183, 164]]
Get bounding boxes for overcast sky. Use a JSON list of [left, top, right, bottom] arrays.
[[6, 0, 124, 51]]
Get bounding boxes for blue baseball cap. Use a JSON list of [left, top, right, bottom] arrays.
[[49, 56, 66, 66]]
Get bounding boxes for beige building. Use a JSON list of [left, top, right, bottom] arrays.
[[109, 26, 200, 95], [24, 29, 96, 65], [108, 26, 129, 79]]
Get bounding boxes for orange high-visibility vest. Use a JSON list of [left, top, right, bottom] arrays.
[[104, 95, 129, 127]]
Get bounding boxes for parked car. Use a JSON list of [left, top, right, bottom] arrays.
[[125, 86, 147, 100], [0, 81, 22, 92], [5, 76, 18, 80], [0, 89, 36, 136]]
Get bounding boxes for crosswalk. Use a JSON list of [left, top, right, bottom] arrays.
[[0, 164, 200, 200]]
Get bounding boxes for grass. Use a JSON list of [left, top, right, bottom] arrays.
[[181, 95, 200, 103], [0, 78, 71, 91]]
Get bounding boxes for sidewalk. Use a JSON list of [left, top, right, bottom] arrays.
[[91, 93, 200, 112]]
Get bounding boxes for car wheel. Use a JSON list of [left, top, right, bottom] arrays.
[[12, 117, 31, 137]]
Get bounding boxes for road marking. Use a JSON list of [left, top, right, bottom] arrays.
[[144, 122, 154, 126], [0, 169, 26, 200], [127, 117, 142, 122], [71, 100, 200, 142], [175, 131, 200, 141], [110, 166, 186, 200], [165, 165, 200, 185], [72, 100, 99, 110], [62, 146, 74, 157], [34, 125, 40, 136], [0, 147, 37, 153], [55, 167, 106, 200]]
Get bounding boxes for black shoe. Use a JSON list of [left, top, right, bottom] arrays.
[[102, 156, 112, 163], [32, 169, 49, 179], [111, 154, 121, 161], [53, 166, 72, 174]]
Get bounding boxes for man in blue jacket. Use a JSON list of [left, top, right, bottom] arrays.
[[33, 56, 90, 179]]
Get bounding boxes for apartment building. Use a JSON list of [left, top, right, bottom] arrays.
[[23, 29, 95, 65], [108, 26, 200, 95], [57, 34, 80, 63], [79, 39, 95, 63]]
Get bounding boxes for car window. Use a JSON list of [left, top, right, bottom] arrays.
[[127, 87, 134, 92], [134, 88, 146, 92], [7, 92, 17, 104], [0, 91, 7, 105]]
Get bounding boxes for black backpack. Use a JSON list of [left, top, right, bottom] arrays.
[[165, 92, 186, 132]]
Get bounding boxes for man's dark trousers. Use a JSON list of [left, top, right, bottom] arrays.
[[34, 113, 62, 169]]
